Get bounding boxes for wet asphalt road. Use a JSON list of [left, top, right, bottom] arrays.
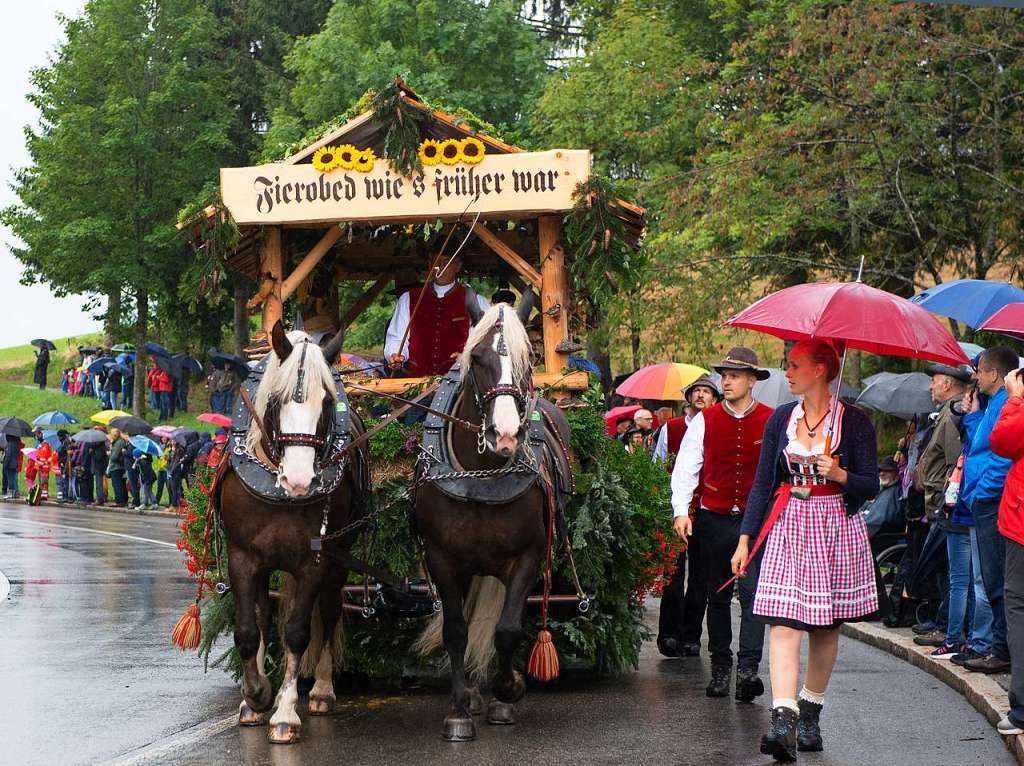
[[0, 503, 1017, 766]]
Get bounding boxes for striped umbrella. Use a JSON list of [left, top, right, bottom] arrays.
[[615, 363, 710, 402]]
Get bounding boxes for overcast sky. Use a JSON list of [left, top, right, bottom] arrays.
[[0, 1, 100, 349]]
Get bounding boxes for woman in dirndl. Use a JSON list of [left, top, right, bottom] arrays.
[[730, 339, 880, 763]]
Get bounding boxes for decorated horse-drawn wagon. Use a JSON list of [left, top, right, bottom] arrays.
[[176, 79, 673, 744]]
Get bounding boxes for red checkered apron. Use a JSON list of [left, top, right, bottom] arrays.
[[753, 481, 877, 627]]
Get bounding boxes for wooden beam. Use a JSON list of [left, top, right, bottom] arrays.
[[345, 370, 588, 397], [471, 223, 542, 289], [260, 226, 283, 336], [539, 215, 570, 375], [280, 225, 344, 302], [341, 275, 392, 329]]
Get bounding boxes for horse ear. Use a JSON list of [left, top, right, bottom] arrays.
[[270, 321, 293, 361], [516, 289, 538, 325], [465, 289, 484, 324], [320, 327, 345, 366]]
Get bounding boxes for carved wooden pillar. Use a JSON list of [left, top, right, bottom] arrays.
[[260, 225, 283, 337], [539, 215, 570, 374]]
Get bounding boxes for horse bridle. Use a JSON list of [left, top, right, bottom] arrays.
[[263, 338, 335, 466], [467, 307, 535, 453]]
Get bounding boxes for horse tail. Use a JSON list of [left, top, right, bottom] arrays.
[[413, 576, 505, 680], [277, 574, 345, 678]]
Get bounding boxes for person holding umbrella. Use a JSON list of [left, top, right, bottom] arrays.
[[107, 429, 129, 507], [731, 340, 880, 761], [672, 347, 774, 702], [32, 339, 53, 390]]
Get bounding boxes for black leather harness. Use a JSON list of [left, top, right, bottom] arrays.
[[227, 356, 367, 504]]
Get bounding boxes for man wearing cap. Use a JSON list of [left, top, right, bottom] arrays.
[[655, 373, 722, 658], [384, 254, 490, 377], [672, 347, 774, 700]]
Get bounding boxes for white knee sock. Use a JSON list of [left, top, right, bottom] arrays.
[[773, 697, 799, 712], [799, 686, 826, 705]]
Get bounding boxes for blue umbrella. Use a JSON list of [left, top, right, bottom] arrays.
[[144, 341, 172, 358], [87, 356, 115, 374], [129, 435, 163, 457], [32, 411, 79, 426], [911, 279, 1024, 329], [959, 341, 984, 360], [568, 356, 600, 376], [38, 430, 62, 450]]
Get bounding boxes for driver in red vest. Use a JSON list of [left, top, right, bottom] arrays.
[[671, 347, 774, 703], [654, 373, 722, 660], [384, 254, 490, 376]]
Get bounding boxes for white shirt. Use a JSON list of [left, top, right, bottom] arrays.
[[383, 282, 490, 359], [670, 399, 758, 519], [652, 414, 694, 464]]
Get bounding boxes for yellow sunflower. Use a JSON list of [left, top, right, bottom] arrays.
[[312, 145, 340, 173], [335, 144, 359, 170], [457, 137, 485, 165], [354, 147, 376, 173], [439, 138, 461, 166], [418, 139, 442, 166]]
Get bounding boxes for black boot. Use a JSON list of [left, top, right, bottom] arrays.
[[797, 699, 823, 752], [883, 596, 919, 628], [735, 666, 765, 703], [760, 706, 799, 762], [657, 636, 682, 658], [706, 664, 731, 697]]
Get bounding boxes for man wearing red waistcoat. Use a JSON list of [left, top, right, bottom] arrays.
[[672, 347, 773, 702], [384, 255, 489, 377], [655, 374, 722, 659]]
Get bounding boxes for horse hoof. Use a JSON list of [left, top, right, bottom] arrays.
[[443, 715, 476, 742], [487, 700, 516, 726], [268, 722, 301, 744], [238, 702, 269, 726], [494, 670, 526, 703], [468, 688, 484, 716], [308, 694, 335, 715]]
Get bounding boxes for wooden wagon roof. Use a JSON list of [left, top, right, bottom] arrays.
[[190, 79, 645, 281]]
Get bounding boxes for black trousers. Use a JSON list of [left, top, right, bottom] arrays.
[[692, 507, 765, 670], [657, 535, 707, 648]]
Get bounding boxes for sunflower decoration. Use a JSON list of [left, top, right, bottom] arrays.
[[418, 139, 442, 166], [335, 144, 359, 170], [312, 145, 340, 173], [457, 137, 486, 165], [354, 147, 376, 173], [439, 138, 462, 166]]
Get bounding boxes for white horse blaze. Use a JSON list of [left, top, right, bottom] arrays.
[[276, 388, 324, 495], [490, 333, 520, 450]]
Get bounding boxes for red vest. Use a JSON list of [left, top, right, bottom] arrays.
[[698, 402, 774, 515], [407, 284, 471, 376], [663, 416, 689, 473]]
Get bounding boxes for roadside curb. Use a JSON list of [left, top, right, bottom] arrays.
[[842, 621, 1024, 762], [0, 498, 177, 519]]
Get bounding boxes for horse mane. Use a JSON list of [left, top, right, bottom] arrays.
[[245, 330, 337, 454], [459, 303, 532, 384]]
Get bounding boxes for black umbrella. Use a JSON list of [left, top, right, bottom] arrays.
[[144, 341, 172, 358], [77, 345, 99, 355], [108, 415, 153, 436], [856, 372, 936, 420], [152, 354, 179, 376], [172, 428, 199, 446], [207, 348, 250, 381], [172, 353, 204, 376], [0, 417, 34, 438], [87, 356, 115, 374], [72, 429, 108, 444], [31, 339, 56, 351]]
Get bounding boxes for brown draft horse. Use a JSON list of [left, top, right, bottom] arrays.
[[413, 299, 572, 741], [218, 322, 368, 744]]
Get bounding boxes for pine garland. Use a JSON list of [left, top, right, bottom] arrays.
[[370, 81, 426, 178]]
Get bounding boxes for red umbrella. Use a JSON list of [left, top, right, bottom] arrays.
[[978, 302, 1024, 341], [604, 405, 641, 437], [198, 412, 232, 428], [726, 281, 969, 367]]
